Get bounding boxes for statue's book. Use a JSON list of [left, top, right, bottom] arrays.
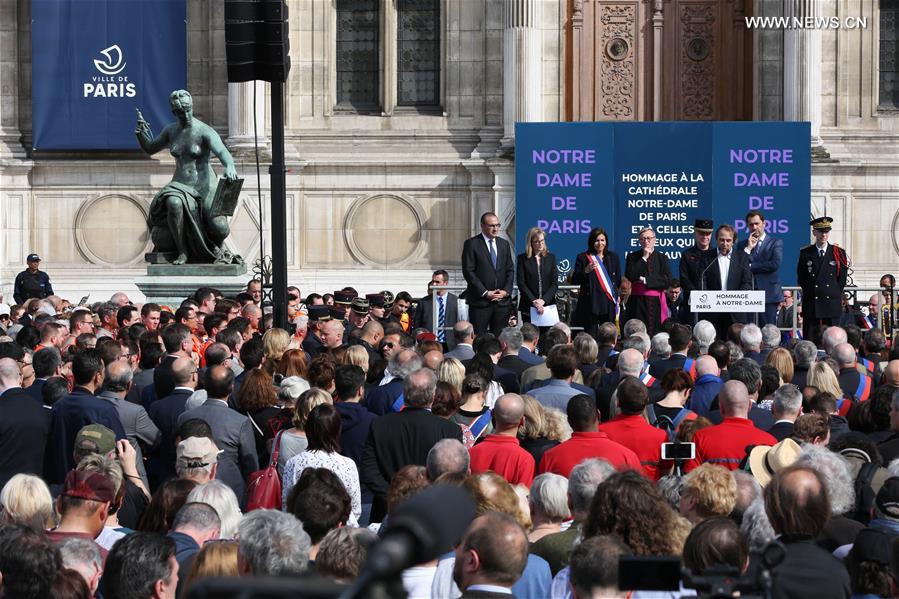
[[211, 177, 244, 218]]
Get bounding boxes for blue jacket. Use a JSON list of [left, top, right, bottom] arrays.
[[363, 378, 404, 416], [737, 234, 783, 304], [45, 387, 126, 483], [688, 374, 723, 418]]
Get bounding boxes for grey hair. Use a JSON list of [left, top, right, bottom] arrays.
[[693, 320, 716, 352], [238, 509, 311, 575], [529, 473, 570, 522], [389, 350, 423, 379], [292, 315, 309, 330], [796, 445, 855, 516], [771, 384, 802, 417], [726, 341, 744, 363], [822, 326, 848, 355], [832, 343, 856, 366], [172, 502, 221, 535], [732, 470, 762, 520], [617, 349, 643, 378], [888, 457, 899, 478], [403, 368, 437, 408], [426, 438, 470, 480], [793, 340, 818, 367], [761, 324, 781, 350], [740, 324, 762, 351], [729, 358, 761, 395], [573, 333, 598, 364], [657, 474, 685, 510], [499, 327, 524, 352], [740, 498, 776, 553], [58, 537, 103, 573], [568, 459, 616, 513], [187, 481, 242, 538], [622, 319, 647, 338], [650, 333, 671, 360], [103, 363, 133, 392], [279, 376, 311, 404]]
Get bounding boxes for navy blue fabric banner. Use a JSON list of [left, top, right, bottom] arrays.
[[515, 122, 810, 285], [31, 0, 186, 150]]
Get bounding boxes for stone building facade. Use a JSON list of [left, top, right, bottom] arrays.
[[0, 0, 896, 303]]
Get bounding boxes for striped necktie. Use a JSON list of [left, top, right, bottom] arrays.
[[437, 296, 446, 342]]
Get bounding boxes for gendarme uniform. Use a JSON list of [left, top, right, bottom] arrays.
[[797, 217, 849, 341], [678, 218, 716, 324], [13, 253, 53, 304]]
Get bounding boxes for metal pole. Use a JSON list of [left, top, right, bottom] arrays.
[[270, 79, 288, 329]]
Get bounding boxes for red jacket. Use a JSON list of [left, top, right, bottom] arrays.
[[599, 414, 667, 480], [538, 431, 644, 478], [685, 417, 776, 472], [469, 435, 535, 487]]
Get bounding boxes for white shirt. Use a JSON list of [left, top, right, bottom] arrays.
[[744, 232, 766, 254], [816, 243, 829, 256], [717, 252, 732, 290]]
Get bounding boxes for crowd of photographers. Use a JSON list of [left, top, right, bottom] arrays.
[[2, 281, 899, 598]]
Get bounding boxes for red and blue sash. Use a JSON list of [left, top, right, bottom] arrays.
[[683, 358, 696, 380], [855, 375, 873, 402], [859, 356, 875, 374], [588, 253, 619, 317]]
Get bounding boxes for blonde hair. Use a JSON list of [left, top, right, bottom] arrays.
[[292, 387, 333, 429], [519, 395, 570, 442], [807, 362, 843, 398], [0, 474, 55, 530], [525, 227, 548, 259], [765, 347, 794, 384], [186, 540, 239, 588], [341, 345, 369, 373], [437, 357, 465, 392], [681, 464, 737, 519], [262, 328, 291, 363]]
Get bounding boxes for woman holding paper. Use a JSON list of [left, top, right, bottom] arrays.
[[570, 227, 622, 339], [517, 227, 560, 326], [624, 227, 672, 335]]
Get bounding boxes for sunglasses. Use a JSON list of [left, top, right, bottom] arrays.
[[383, 342, 395, 349]]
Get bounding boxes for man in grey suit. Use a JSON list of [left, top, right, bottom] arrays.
[[97, 360, 161, 490], [413, 269, 460, 350], [444, 321, 476, 361], [177, 365, 259, 505]]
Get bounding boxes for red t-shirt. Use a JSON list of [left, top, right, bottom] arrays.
[[469, 435, 536, 487], [685, 417, 776, 472], [599, 414, 667, 480], [538, 431, 644, 478]]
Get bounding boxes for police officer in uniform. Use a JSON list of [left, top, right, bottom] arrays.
[[797, 217, 849, 342], [13, 253, 53, 304], [302, 305, 330, 356], [346, 297, 370, 342], [679, 219, 716, 324]]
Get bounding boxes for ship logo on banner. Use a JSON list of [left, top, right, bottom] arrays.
[[93, 45, 126, 75], [84, 43, 135, 98]]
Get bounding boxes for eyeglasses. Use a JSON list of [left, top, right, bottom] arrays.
[[383, 342, 395, 349]]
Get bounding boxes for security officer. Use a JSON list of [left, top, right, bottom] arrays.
[[679, 218, 716, 324], [797, 216, 849, 342], [13, 253, 53, 304], [346, 297, 370, 342], [302, 305, 330, 356]]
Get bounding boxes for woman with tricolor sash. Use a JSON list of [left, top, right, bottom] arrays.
[[624, 227, 672, 336], [570, 227, 622, 340]]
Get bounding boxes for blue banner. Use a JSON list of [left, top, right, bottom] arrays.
[[515, 122, 810, 286], [31, 0, 186, 150]]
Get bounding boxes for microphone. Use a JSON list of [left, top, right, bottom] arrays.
[[340, 485, 476, 598], [699, 254, 718, 292]]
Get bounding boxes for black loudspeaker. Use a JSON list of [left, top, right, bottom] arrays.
[[225, 0, 290, 83]]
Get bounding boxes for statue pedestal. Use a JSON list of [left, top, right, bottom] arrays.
[[136, 262, 249, 306]]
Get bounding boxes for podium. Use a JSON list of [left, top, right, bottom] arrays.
[[690, 290, 766, 314]]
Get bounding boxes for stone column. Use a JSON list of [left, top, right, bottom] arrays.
[[0, 0, 24, 158], [651, 0, 664, 121], [227, 81, 268, 152], [502, 0, 543, 144], [783, 0, 822, 146]]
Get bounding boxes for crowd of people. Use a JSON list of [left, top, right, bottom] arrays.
[[0, 212, 899, 598]]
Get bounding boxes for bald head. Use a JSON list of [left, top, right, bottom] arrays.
[[172, 357, 198, 386], [884, 360, 899, 387], [0, 358, 21, 390], [493, 393, 525, 431], [695, 355, 720, 378], [104, 359, 133, 393], [832, 343, 856, 367], [422, 350, 443, 371], [617, 348, 643, 378], [719, 379, 751, 418]]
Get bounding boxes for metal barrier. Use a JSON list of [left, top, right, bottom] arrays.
[[423, 283, 896, 341]]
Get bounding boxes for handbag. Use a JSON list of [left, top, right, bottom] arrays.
[[245, 429, 283, 511]]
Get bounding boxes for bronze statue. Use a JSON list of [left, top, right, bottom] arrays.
[[136, 90, 242, 265]]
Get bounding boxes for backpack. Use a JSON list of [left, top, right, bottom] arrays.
[[246, 430, 284, 512], [646, 404, 694, 442]]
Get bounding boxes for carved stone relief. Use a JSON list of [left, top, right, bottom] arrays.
[[599, 5, 636, 119], [680, 4, 715, 119]]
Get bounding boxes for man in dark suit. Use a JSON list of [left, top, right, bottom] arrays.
[[704, 224, 754, 339], [462, 212, 515, 335], [797, 216, 849, 342], [413, 269, 460, 350], [361, 368, 463, 521], [26, 346, 63, 403], [454, 512, 529, 599], [648, 324, 691, 379], [0, 358, 51, 490], [497, 327, 532, 382], [148, 324, 194, 408], [177, 365, 259, 505], [148, 357, 199, 486], [767, 383, 801, 442], [44, 349, 126, 484], [737, 210, 783, 326]]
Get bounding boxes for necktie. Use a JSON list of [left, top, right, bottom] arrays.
[[437, 296, 446, 342], [489, 239, 497, 269], [819, 248, 825, 258]]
